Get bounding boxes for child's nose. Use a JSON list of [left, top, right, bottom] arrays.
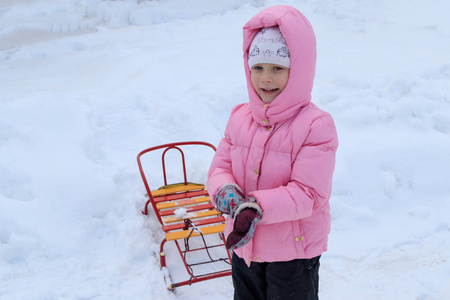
[[261, 71, 272, 82]]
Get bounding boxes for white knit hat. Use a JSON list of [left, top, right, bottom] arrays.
[[248, 26, 290, 69]]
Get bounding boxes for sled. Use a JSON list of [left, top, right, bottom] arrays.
[[137, 141, 232, 290]]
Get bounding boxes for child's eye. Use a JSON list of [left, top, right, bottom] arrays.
[[274, 66, 284, 71], [252, 66, 263, 70]]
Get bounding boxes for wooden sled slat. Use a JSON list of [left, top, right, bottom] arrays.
[[153, 190, 209, 203], [162, 209, 222, 224], [156, 196, 211, 210], [162, 216, 226, 232], [151, 183, 205, 197], [165, 224, 226, 241], [159, 203, 215, 217]]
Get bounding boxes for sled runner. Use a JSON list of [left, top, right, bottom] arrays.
[[137, 141, 232, 290]]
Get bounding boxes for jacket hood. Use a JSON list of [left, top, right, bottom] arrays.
[[243, 5, 317, 126]]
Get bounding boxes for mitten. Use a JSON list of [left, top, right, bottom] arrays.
[[226, 200, 263, 250], [215, 184, 245, 217]]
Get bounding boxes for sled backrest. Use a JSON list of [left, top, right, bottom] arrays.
[[137, 141, 216, 225]]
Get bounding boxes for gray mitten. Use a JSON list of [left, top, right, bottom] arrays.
[[215, 184, 245, 217]]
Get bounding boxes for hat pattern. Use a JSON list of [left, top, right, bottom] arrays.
[[249, 46, 260, 58], [277, 46, 290, 58]]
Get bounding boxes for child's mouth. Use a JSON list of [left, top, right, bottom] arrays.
[[261, 88, 278, 93]]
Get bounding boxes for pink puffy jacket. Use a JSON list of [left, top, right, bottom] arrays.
[[207, 5, 338, 264]]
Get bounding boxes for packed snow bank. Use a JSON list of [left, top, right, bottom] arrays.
[[1, 0, 449, 299], [0, 0, 263, 49]]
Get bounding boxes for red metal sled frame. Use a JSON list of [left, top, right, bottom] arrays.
[[137, 141, 232, 290]]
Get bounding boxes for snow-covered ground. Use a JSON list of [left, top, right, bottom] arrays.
[[1, 0, 449, 299]]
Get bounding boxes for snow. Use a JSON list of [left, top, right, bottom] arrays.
[[173, 208, 194, 220], [1, 0, 450, 299]]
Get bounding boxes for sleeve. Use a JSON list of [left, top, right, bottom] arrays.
[[206, 105, 243, 205], [207, 136, 237, 205], [249, 113, 338, 225]]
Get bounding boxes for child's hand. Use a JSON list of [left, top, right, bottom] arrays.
[[215, 184, 245, 217], [226, 202, 263, 250]]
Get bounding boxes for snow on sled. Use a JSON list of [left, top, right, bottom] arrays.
[[137, 141, 232, 290]]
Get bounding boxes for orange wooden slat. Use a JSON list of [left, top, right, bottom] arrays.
[[151, 183, 204, 197], [162, 216, 226, 232], [162, 209, 221, 224], [153, 190, 209, 203], [156, 196, 211, 210], [165, 224, 226, 241], [159, 203, 215, 217]]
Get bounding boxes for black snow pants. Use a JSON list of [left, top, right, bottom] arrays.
[[232, 253, 320, 300]]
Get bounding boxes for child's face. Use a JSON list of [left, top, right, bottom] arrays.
[[250, 63, 290, 104]]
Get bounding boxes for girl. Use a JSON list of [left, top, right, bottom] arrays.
[[207, 5, 338, 300]]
